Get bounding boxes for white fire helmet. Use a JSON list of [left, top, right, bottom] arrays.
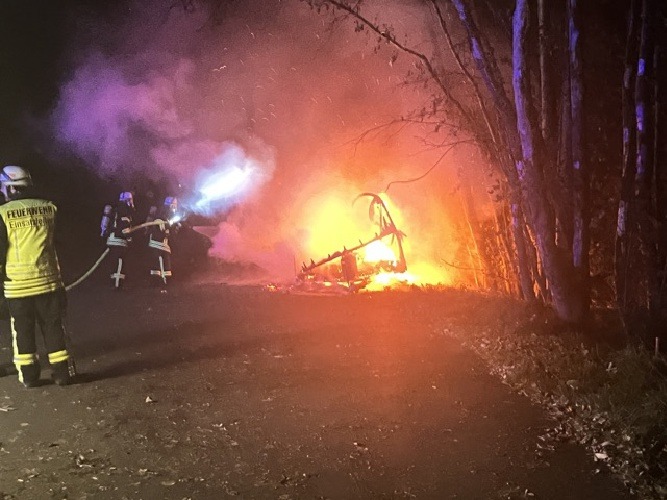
[[119, 191, 134, 207], [164, 196, 178, 212], [0, 165, 33, 187]]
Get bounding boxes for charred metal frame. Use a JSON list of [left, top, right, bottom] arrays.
[[298, 193, 407, 287]]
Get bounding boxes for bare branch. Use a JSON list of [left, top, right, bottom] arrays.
[[428, 0, 500, 150], [317, 0, 476, 130], [384, 140, 472, 192]]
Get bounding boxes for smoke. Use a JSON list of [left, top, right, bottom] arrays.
[[52, 53, 204, 180], [46, 0, 484, 285]]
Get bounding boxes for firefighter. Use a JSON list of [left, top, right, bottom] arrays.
[[101, 191, 136, 289], [0, 165, 73, 387], [146, 196, 180, 288]]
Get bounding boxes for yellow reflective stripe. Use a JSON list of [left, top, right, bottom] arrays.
[[3, 280, 62, 298], [14, 353, 37, 366], [48, 350, 69, 364]]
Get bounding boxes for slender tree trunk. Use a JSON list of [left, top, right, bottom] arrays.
[[568, 0, 590, 315], [540, 0, 572, 253], [652, 45, 661, 228], [653, 45, 666, 348], [633, 0, 659, 340], [524, 224, 549, 302], [510, 199, 536, 301], [615, 0, 640, 320], [461, 189, 485, 289], [491, 199, 515, 295], [654, 46, 666, 320], [558, 56, 575, 251], [538, 0, 556, 153]]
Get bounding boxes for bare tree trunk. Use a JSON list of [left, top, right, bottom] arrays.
[[450, 0, 518, 143], [633, 0, 659, 340], [540, 0, 572, 253], [524, 223, 549, 302], [460, 189, 485, 289], [568, 0, 590, 315], [654, 46, 665, 316], [491, 199, 515, 295], [615, 0, 640, 319], [510, 199, 536, 301], [558, 68, 574, 250], [653, 45, 661, 228], [513, 0, 583, 322], [538, 0, 556, 153]]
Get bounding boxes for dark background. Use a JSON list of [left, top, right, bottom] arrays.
[[1, 2, 121, 274]]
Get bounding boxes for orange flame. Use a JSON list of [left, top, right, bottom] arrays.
[[300, 192, 453, 290], [364, 240, 397, 264]]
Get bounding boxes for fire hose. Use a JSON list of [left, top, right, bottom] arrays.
[[64, 248, 110, 291], [121, 218, 174, 234], [62, 248, 113, 378]]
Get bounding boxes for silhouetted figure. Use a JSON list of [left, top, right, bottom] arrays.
[[146, 196, 181, 288], [101, 191, 136, 290]]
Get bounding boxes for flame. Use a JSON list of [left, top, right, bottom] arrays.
[[302, 192, 370, 255], [368, 271, 416, 289], [364, 240, 397, 264], [299, 191, 454, 291]]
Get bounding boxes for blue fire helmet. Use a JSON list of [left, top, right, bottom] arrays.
[[119, 191, 134, 207], [164, 196, 178, 210]]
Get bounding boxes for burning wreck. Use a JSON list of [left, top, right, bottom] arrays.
[[292, 193, 414, 293]]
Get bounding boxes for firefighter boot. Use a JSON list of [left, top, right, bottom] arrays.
[[51, 361, 72, 386], [17, 362, 41, 388]]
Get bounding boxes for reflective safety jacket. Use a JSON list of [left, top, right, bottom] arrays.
[[0, 198, 64, 298], [105, 202, 134, 248], [147, 205, 177, 254], [148, 230, 172, 254]]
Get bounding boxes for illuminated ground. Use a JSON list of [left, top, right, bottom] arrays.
[[0, 282, 630, 499]]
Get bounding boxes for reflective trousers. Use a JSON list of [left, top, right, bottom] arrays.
[[149, 248, 172, 286], [108, 245, 128, 289], [7, 290, 69, 384]]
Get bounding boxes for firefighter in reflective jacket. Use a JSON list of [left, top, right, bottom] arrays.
[[0, 165, 73, 387], [101, 191, 135, 289], [147, 196, 180, 287]]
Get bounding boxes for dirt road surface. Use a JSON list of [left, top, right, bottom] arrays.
[[0, 282, 631, 499]]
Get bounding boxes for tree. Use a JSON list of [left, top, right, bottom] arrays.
[[306, 0, 593, 324], [616, 0, 665, 344]]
